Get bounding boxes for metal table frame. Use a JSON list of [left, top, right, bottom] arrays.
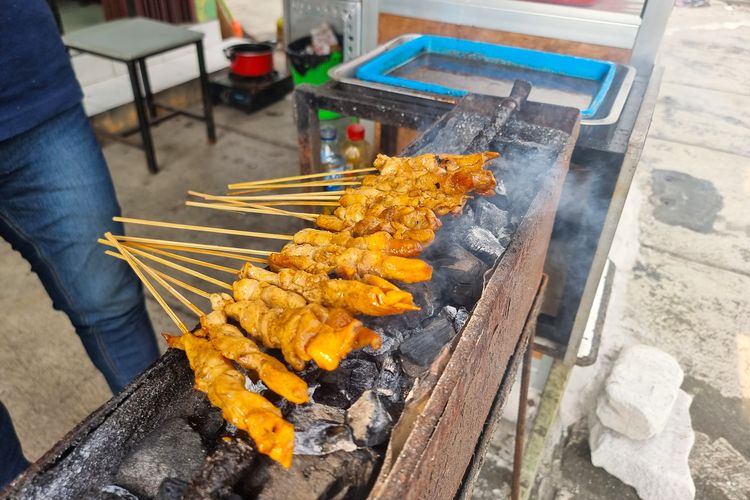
[[65, 34, 216, 173]]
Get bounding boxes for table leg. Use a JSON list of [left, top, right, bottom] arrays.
[[196, 41, 217, 144], [137, 59, 157, 118], [127, 61, 158, 173]]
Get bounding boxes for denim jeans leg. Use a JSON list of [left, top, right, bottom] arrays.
[[0, 401, 30, 490], [0, 104, 159, 394]]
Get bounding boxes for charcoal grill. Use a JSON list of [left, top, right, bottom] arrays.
[[2, 81, 579, 500]]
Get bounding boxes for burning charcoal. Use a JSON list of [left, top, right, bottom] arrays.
[[314, 358, 378, 407], [347, 390, 394, 447], [364, 327, 404, 357], [398, 315, 456, 368], [288, 403, 357, 455], [374, 355, 408, 404], [243, 449, 378, 499], [453, 307, 470, 331], [182, 438, 255, 500], [155, 478, 188, 500], [99, 485, 139, 500], [463, 226, 506, 264], [397, 281, 445, 329], [474, 199, 511, 239], [115, 418, 206, 499]]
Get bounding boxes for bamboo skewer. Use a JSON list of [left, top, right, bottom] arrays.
[[186, 201, 318, 222], [113, 216, 294, 241], [246, 201, 339, 207], [227, 167, 376, 189], [119, 248, 204, 317], [119, 242, 266, 263], [107, 251, 211, 299], [111, 235, 273, 257], [226, 179, 362, 192], [104, 233, 189, 335], [190, 190, 340, 201], [100, 239, 233, 290], [124, 242, 242, 275]]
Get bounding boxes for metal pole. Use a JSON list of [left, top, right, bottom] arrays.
[[195, 41, 217, 144], [511, 330, 535, 500], [127, 61, 159, 173]]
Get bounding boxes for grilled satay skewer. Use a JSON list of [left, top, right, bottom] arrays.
[[268, 243, 433, 283], [165, 332, 295, 468], [240, 262, 419, 317], [217, 291, 380, 371], [292, 228, 423, 257], [199, 306, 309, 404]]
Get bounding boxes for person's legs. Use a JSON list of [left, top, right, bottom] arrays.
[[0, 401, 30, 490], [0, 104, 159, 393]]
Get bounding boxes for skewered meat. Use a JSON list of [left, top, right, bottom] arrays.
[[233, 277, 307, 309], [222, 295, 380, 371], [165, 332, 295, 468], [240, 263, 419, 316], [292, 228, 423, 257], [268, 243, 433, 283], [199, 306, 308, 404]]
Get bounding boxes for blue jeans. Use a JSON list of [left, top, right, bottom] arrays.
[[0, 104, 159, 488]]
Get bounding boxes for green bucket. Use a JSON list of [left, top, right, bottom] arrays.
[[286, 36, 343, 120]]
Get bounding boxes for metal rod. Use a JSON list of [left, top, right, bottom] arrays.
[[138, 59, 157, 118], [127, 61, 159, 173], [195, 41, 217, 143], [511, 321, 536, 500]]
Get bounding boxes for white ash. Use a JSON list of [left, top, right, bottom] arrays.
[[244, 377, 267, 394], [463, 226, 506, 264], [346, 390, 393, 447]]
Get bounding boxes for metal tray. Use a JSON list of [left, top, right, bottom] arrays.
[[330, 34, 635, 126]]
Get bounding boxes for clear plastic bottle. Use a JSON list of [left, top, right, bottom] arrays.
[[341, 123, 372, 170], [320, 125, 345, 192]]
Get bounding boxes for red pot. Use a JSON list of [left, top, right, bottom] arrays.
[[224, 43, 274, 77]]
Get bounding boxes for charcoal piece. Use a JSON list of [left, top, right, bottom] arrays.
[[398, 315, 456, 368], [397, 281, 445, 329], [364, 327, 404, 357], [243, 449, 378, 500], [115, 418, 206, 499], [463, 226, 506, 264], [347, 390, 394, 447], [434, 249, 485, 307], [452, 307, 470, 332], [314, 358, 378, 407], [99, 485, 139, 500], [294, 421, 357, 455], [474, 198, 511, 239], [374, 355, 407, 404], [182, 438, 255, 500], [155, 478, 188, 500]]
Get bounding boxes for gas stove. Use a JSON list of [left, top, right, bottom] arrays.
[[209, 68, 293, 114]]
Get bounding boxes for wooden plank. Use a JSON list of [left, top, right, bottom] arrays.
[[378, 13, 632, 63]]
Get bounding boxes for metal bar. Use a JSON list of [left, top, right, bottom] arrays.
[[511, 326, 535, 500], [630, 0, 673, 76], [154, 103, 207, 121], [195, 41, 217, 144], [127, 61, 159, 173], [138, 59, 157, 118]]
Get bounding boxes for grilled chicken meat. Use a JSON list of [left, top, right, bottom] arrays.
[[292, 228, 423, 257], [268, 243, 433, 283], [199, 305, 308, 404], [240, 263, 419, 316], [221, 295, 380, 371], [165, 332, 295, 468]]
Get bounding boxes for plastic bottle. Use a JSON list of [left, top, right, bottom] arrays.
[[320, 126, 345, 192], [341, 123, 372, 170]]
